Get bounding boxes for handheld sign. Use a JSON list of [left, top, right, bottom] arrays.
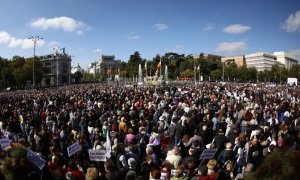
[[199, 148, 218, 160], [171, 169, 190, 176], [89, 149, 106, 162], [27, 150, 46, 170], [67, 141, 81, 157], [0, 138, 10, 149]]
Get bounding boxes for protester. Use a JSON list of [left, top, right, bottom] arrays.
[[0, 82, 300, 179]]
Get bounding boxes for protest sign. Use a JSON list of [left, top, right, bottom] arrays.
[[0, 138, 10, 149], [171, 169, 190, 176], [89, 149, 106, 162], [199, 148, 218, 160], [27, 150, 46, 170], [67, 141, 81, 157]]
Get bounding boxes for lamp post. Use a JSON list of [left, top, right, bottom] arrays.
[[29, 35, 42, 87]]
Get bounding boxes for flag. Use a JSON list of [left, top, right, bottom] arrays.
[[157, 62, 161, 69], [197, 65, 200, 70], [145, 62, 147, 69], [105, 131, 111, 158]]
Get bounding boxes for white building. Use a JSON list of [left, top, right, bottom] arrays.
[[245, 52, 280, 72], [273, 51, 298, 69], [71, 63, 84, 74], [87, 55, 121, 75]]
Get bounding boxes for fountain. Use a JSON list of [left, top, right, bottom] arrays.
[[164, 65, 169, 84], [138, 64, 144, 86]]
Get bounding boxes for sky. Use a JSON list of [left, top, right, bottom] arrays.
[[0, 0, 300, 69]]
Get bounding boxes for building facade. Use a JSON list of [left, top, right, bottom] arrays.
[[71, 63, 84, 74], [88, 55, 121, 76], [39, 52, 72, 86], [245, 52, 279, 72], [273, 51, 298, 69], [221, 55, 246, 67]]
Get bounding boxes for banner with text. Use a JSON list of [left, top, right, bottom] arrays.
[[89, 149, 106, 162], [27, 150, 46, 170], [67, 141, 81, 157], [0, 138, 10, 149]]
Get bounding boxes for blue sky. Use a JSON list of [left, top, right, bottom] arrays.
[[0, 0, 300, 69]]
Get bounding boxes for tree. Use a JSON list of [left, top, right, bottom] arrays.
[[74, 71, 82, 83], [210, 69, 222, 81], [161, 52, 184, 79], [247, 148, 300, 179], [126, 51, 143, 78]]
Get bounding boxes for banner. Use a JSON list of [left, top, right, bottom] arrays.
[[199, 148, 218, 160], [171, 169, 190, 176], [27, 150, 46, 170], [0, 138, 10, 149], [67, 141, 81, 157], [89, 149, 106, 162]]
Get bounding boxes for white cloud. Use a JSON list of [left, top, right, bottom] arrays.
[[95, 48, 103, 53], [153, 23, 168, 30], [127, 34, 140, 40], [76, 30, 84, 35], [223, 24, 251, 34], [31, 16, 86, 33], [0, 31, 45, 49], [289, 49, 300, 59], [0, 31, 11, 44], [48, 41, 59, 47], [203, 23, 214, 31], [175, 45, 183, 49], [282, 11, 300, 32], [216, 41, 247, 53]]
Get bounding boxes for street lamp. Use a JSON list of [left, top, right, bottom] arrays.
[[29, 35, 43, 87]]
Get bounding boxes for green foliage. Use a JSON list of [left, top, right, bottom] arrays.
[[0, 146, 39, 180], [210, 69, 222, 80], [247, 148, 300, 180], [0, 56, 46, 88], [126, 51, 143, 77]]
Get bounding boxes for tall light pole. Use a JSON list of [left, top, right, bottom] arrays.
[[29, 35, 42, 87]]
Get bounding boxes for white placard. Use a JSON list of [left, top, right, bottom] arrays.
[[27, 150, 46, 170], [0, 138, 10, 149], [67, 141, 81, 157], [89, 149, 106, 162], [171, 169, 190, 176]]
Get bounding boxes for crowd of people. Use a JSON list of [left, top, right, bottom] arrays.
[[0, 82, 300, 180]]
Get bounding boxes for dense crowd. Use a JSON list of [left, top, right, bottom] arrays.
[[0, 82, 300, 180]]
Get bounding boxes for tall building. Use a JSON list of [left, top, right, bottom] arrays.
[[221, 55, 246, 67], [245, 52, 280, 72], [273, 51, 298, 69], [39, 52, 72, 86]]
